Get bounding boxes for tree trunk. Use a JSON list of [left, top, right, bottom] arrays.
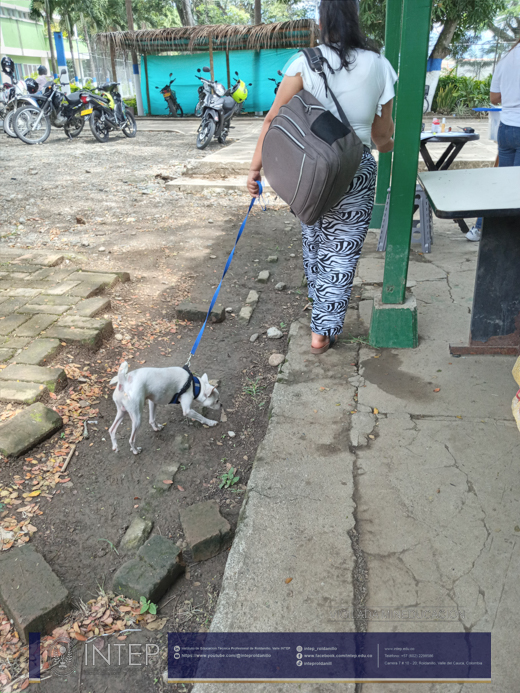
[[254, 0, 261, 24], [66, 15, 77, 83], [44, 0, 57, 76], [429, 18, 458, 60], [81, 14, 98, 83], [183, 0, 196, 26], [109, 39, 117, 82]]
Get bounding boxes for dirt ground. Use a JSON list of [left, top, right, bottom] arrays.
[[0, 127, 311, 691]]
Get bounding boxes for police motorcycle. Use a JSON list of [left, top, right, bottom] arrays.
[[1, 56, 42, 138], [84, 81, 137, 143], [13, 70, 94, 144], [195, 67, 251, 150]]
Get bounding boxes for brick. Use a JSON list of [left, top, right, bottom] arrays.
[[29, 268, 75, 282], [2, 337, 31, 349], [7, 272, 30, 280], [113, 536, 184, 603], [69, 271, 120, 288], [44, 326, 102, 350], [0, 364, 66, 392], [0, 314, 30, 336], [2, 264, 40, 274], [16, 304, 70, 316], [29, 295, 80, 306], [72, 296, 111, 317], [0, 348, 15, 362], [238, 305, 254, 324], [176, 300, 225, 324], [41, 281, 81, 296], [14, 339, 61, 366], [180, 500, 233, 562], [119, 517, 153, 554], [245, 290, 259, 306], [113, 271, 131, 283], [151, 462, 181, 493], [0, 381, 47, 404], [0, 402, 63, 457], [14, 253, 64, 267], [14, 314, 58, 337], [5, 288, 41, 298], [0, 299, 28, 316], [67, 281, 105, 298], [0, 545, 69, 642], [56, 315, 113, 339]]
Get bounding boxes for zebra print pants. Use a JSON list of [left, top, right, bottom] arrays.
[[301, 148, 377, 337]]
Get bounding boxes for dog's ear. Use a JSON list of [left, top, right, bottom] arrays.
[[200, 373, 209, 384]]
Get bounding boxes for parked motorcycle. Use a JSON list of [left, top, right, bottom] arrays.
[[195, 67, 251, 149], [84, 82, 137, 143], [155, 73, 183, 117], [13, 75, 93, 144], [268, 70, 283, 95], [1, 68, 42, 139]]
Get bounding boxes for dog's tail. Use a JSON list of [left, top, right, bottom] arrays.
[[110, 361, 129, 387]]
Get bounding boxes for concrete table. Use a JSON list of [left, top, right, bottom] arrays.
[[418, 167, 520, 355]]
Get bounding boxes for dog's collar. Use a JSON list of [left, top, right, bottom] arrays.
[[170, 366, 201, 405]]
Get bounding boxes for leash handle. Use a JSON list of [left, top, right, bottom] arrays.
[[186, 182, 264, 363]]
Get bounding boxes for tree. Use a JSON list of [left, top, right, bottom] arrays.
[[487, 0, 520, 55]]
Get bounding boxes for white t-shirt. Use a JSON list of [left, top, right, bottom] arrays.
[[284, 45, 397, 147], [490, 44, 520, 128]]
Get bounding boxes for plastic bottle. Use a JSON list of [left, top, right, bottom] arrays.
[[441, 118, 446, 133], [432, 118, 440, 134], [511, 356, 520, 432]]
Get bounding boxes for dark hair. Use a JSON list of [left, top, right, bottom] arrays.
[[319, 0, 379, 70]]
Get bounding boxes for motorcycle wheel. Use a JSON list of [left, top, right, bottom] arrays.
[[3, 110, 18, 138], [218, 129, 228, 144], [176, 104, 183, 118], [196, 118, 215, 150], [122, 111, 137, 138], [13, 106, 51, 145], [64, 116, 85, 139], [90, 110, 110, 143]]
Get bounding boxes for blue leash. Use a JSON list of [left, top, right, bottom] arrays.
[[185, 182, 265, 367]]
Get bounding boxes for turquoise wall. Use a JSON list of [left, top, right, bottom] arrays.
[[140, 48, 297, 115]]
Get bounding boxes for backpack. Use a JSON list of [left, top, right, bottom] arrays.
[[262, 47, 364, 226]]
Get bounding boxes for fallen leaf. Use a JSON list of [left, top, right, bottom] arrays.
[[177, 485, 185, 492], [27, 491, 41, 497], [373, 408, 379, 415], [162, 480, 173, 485], [285, 577, 293, 584], [73, 633, 87, 642], [433, 388, 441, 393], [145, 617, 167, 631], [49, 393, 57, 399]]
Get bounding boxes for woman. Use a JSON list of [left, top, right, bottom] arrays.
[[247, 0, 396, 354]]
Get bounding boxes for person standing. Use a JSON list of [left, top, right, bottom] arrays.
[[35, 65, 49, 94], [247, 0, 396, 354], [466, 38, 520, 241]]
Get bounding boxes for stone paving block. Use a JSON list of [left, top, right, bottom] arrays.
[[151, 462, 181, 493], [0, 299, 28, 316], [42, 281, 81, 296], [67, 281, 106, 298], [5, 288, 41, 298], [119, 517, 154, 554], [44, 326, 102, 350], [15, 314, 58, 337], [176, 300, 225, 323], [245, 290, 259, 306], [2, 337, 31, 349], [16, 303, 70, 316], [238, 305, 254, 324], [256, 270, 270, 284], [29, 295, 81, 306], [113, 271, 131, 283], [56, 315, 113, 339], [0, 402, 63, 457], [0, 348, 15, 362], [70, 272, 120, 288], [0, 381, 47, 404], [7, 272, 30, 280], [14, 339, 61, 366], [3, 264, 40, 274], [29, 268, 75, 282], [72, 296, 111, 317], [14, 253, 64, 267], [0, 364, 66, 392], [0, 545, 69, 642], [180, 500, 233, 562], [113, 536, 184, 603], [0, 314, 30, 336]]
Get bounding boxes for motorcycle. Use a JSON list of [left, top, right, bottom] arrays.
[[268, 70, 283, 95], [155, 73, 183, 117], [13, 75, 94, 144], [84, 81, 137, 143], [195, 67, 251, 150], [2, 78, 42, 138]]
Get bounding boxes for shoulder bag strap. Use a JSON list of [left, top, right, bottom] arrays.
[[301, 47, 351, 128]]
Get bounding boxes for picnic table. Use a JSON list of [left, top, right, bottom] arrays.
[[420, 131, 480, 171], [418, 167, 520, 355]]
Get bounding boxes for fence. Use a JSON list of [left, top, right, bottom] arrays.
[[73, 50, 136, 97]]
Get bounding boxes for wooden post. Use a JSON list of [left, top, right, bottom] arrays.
[[209, 36, 214, 81], [226, 48, 230, 89], [143, 53, 151, 116], [109, 38, 117, 83]]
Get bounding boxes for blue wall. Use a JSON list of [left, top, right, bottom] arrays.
[[140, 48, 297, 115]]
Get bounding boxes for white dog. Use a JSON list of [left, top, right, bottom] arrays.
[[109, 361, 220, 455]]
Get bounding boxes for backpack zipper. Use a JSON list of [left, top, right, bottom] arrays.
[[294, 95, 326, 112], [279, 113, 305, 137], [272, 124, 305, 150], [290, 153, 306, 206]]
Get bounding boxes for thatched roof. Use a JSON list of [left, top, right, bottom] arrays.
[[94, 19, 318, 54]]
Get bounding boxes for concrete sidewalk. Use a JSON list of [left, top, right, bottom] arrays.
[[194, 220, 519, 693]]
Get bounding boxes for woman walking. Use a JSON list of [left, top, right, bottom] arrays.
[[247, 0, 396, 354]]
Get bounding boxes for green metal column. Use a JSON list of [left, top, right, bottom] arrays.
[[370, 0, 404, 229], [369, 0, 433, 348]]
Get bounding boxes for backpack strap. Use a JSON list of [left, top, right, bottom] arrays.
[[301, 47, 351, 129]]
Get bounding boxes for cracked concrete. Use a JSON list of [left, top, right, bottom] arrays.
[[194, 220, 517, 692]]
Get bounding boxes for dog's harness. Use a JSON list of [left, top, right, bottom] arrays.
[[170, 365, 201, 405]]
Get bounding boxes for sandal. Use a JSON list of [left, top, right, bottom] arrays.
[[311, 336, 336, 355]]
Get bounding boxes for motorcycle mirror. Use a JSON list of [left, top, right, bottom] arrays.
[[155, 86, 158, 88], [277, 70, 283, 76], [235, 71, 239, 76], [197, 68, 201, 73], [248, 83, 253, 86], [169, 73, 173, 77], [202, 66, 211, 73]]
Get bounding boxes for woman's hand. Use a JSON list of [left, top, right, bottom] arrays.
[[247, 169, 262, 197], [377, 138, 394, 153]]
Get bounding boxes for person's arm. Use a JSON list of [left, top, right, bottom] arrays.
[[490, 92, 501, 105], [247, 74, 303, 197], [371, 99, 395, 152]]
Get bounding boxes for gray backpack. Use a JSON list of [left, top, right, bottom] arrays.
[[262, 47, 364, 226]]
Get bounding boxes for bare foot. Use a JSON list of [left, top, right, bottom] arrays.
[[311, 332, 329, 350]]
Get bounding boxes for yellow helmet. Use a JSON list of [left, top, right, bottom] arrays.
[[231, 79, 248, 104]]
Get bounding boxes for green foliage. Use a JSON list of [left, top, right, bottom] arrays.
[[140, 596, 157, 615], [192, 0, 308, 26], [431, 71, 494, 113], [219, 467, 240, 489], [124, 96, 137, 109]]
